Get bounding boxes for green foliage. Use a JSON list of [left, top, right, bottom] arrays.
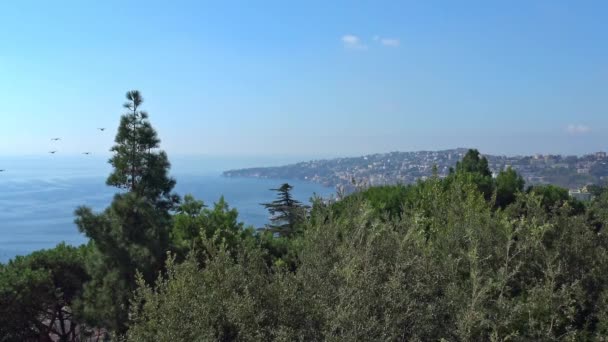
[[171, 194, 256, 259], [171, 192, 299, 271], [106, 90, 179, 211], [127, 176, 608, 340], [452, 149, 494, 200], [527, 184, 585, 214], [74, 194, 171, 332], [455, 149, 492, 177], [127, 246, 279, 342], [495, 166, 525, 208], [74, 91, 177, 334], [330, 184, 414, 219], [0, 243, 89, 341], [528, 184, 569, 209], [585, 187, 608, 234], [171, 194, 206, 253], [586, 184, 608, 197]]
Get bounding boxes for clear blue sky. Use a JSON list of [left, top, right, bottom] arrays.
[[0, 0, 606, 157]]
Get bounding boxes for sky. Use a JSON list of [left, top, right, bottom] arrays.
[[0, 0, 606, 158]]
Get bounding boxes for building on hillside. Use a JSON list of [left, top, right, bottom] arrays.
[[527, 176, 546, 184], [569, 188, 592, 202]]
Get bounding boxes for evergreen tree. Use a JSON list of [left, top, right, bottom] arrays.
[[527, 184, 584, 214], [495, 167, 525, 208], [453, 149, 494, 199], [170, 194, 255, 259], [455, 149, 492, 177], [262, 183, 307, 236], [74, 90, 177, 334], [106, 90, 178, 211]]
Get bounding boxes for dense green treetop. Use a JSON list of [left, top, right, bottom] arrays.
[[128, 176, 608, 341], [171, 194, 256, 259], [0, 243, 89, 342], [526, 183, 584, 214], [495, 166, 525, 208], [450, 149, 495, 200], [454, 149, 492, 177]]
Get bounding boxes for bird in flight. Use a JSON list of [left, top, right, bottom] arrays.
[[98, 128, 105, 131], [49, 151, 57, 154], [83, 152, 91, 155], [51, 138, 61, 141], [0, 169, 5, 172]]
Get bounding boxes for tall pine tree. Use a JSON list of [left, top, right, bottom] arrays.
[[74, 91, 178, 334], [106, 90, 178, 210], [262, 183, 308, 237]]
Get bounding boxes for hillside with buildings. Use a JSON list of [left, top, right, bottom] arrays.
[[223, 148, 608, 193]]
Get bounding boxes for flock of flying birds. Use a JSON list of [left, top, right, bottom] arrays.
[[0, 127, 107, 173]]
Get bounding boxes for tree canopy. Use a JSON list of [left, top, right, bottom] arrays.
[[454, 148, 492, 177], [128, 176, 608, 341], [171, 194, 256, 259], [0, 243, 89, 341], [495, 166, 525, 208]]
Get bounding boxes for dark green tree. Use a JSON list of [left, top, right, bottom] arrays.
[[106, 90, 178, 211], [262, 183, 308, 237], [171, 194, 207, 255], [586, 184, 607, 197], [453, 149, 494, 199], [171, 194, 255, 259], [495, 167, 525, 208], [74, 90, 177, 334], [0, 243, 89, 342], [527, 184, 584, 214], [455, 149, 492, 177], [329, 184, 414, 220]]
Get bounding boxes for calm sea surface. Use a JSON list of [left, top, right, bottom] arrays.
[[0, 156, 334, 262]]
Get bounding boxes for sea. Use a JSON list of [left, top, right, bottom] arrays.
[[0, 155, 335, 262]]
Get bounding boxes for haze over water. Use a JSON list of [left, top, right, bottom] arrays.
[[0, 155, 334, 262]]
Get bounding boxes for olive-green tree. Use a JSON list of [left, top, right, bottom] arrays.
[[526, 184, 585, 214], [127, 176, 608, 340], [171, 194, 256, 259]]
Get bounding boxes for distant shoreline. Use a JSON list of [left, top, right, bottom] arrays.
[[223, 148, 608, 190]]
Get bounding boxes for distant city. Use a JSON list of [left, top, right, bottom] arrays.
[[223, 148, 608, 193]]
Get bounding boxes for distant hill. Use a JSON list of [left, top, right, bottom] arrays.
[[223, 148, 608, 190]]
